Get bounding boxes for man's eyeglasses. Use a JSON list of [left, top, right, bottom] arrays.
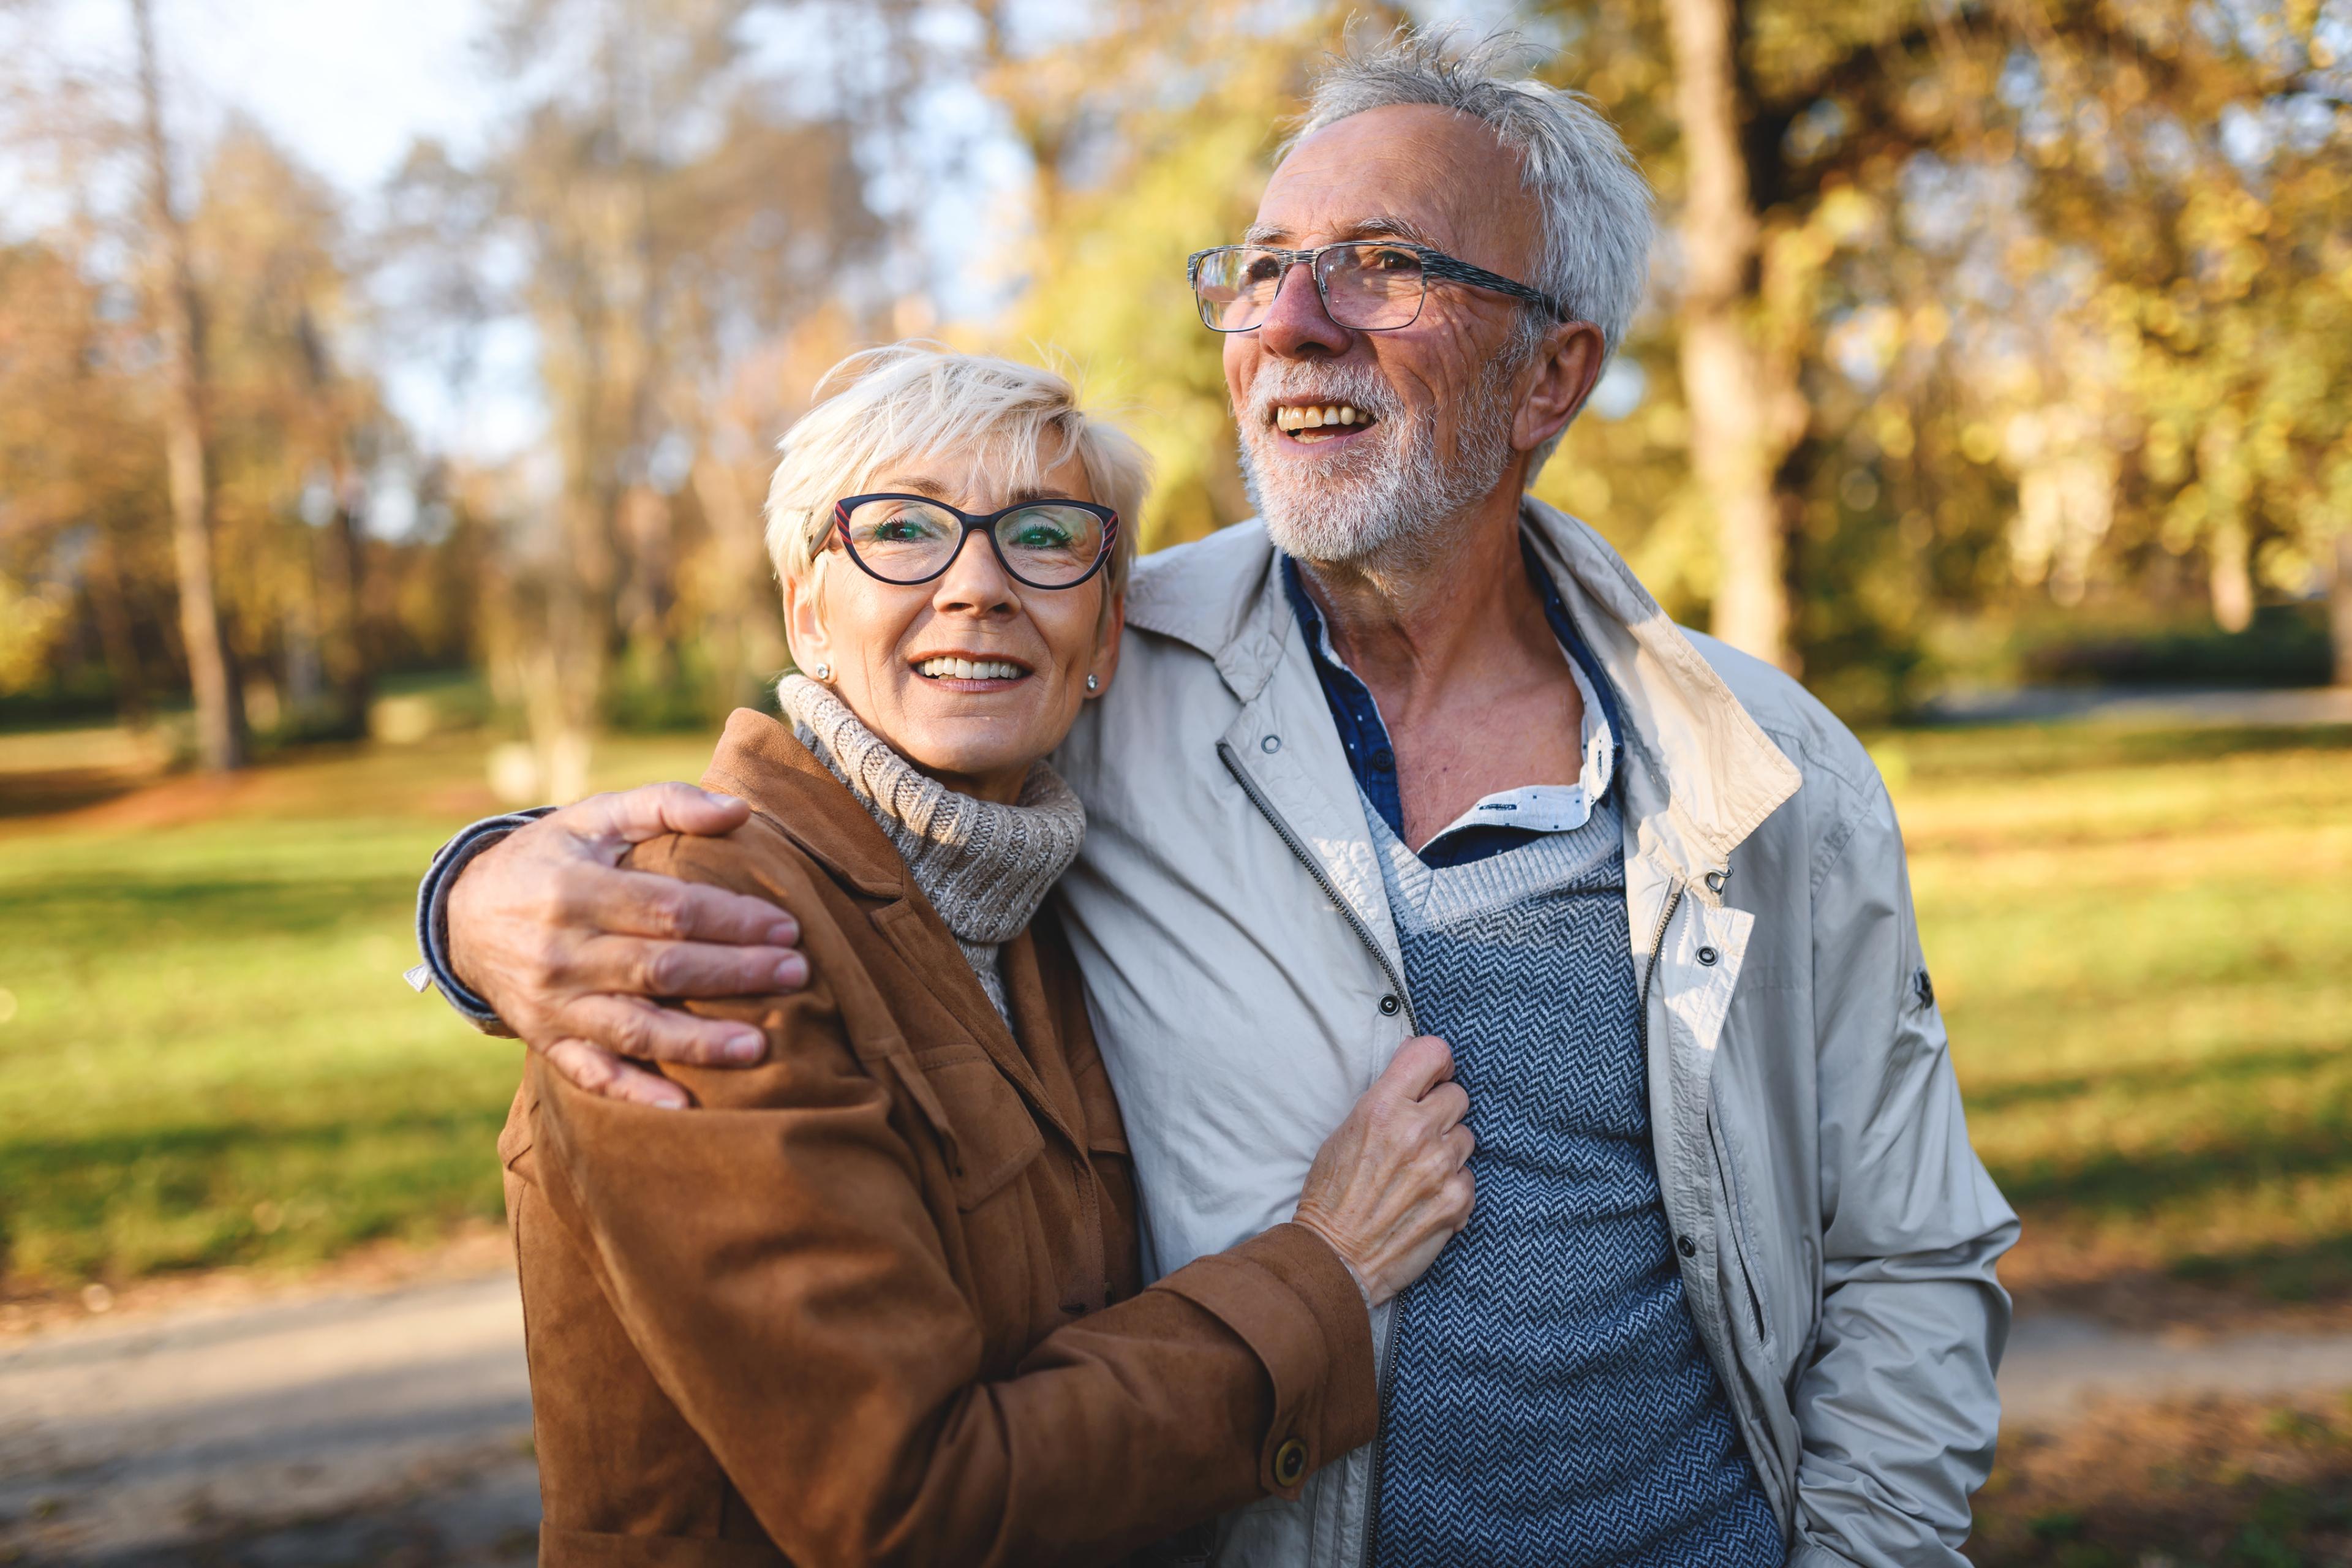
[[1187, 241, 1568, 334], [831, 494, 1120, 590]]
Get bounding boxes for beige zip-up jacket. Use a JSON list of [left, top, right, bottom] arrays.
[[1046, 499, 2018, 1568]]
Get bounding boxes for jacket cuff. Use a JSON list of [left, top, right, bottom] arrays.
[[410, 810, 551, 1035], [1153, 1221, 1378, 1499]]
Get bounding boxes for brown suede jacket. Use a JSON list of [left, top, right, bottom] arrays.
[[499, 709, 1378, 1568]]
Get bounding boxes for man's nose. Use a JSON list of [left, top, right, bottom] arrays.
[[1255, 261, 1351, 357]]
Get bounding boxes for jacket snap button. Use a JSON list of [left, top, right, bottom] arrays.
[[1261, 734, 1282, 753], [1378, 994, 1401, 1017], [1676, 1234, 1698, 1259], [1273, 1436, 1308, 1487], [1696, 946, 1719, 967]]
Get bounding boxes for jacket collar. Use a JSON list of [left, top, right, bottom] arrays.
[[1123, 501, 1803, 885], [698, 708, 910, 900], [701, 708, 1086, 1142]]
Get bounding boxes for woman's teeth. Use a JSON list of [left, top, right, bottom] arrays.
[[915, 657, 1026, 681], [1275, 404, 1371, 433]]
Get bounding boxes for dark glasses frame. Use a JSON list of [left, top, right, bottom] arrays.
[[1186, 241, 1570, 333], [831, 493, 1121, 590]]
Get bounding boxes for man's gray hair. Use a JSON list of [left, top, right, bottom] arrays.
[[1285, 29, 1654, 470]]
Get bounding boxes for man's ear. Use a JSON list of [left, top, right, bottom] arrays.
[[1089, 587, 1126, 695], [1513, 319, 1607, 456]]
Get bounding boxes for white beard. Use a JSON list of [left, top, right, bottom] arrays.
[[1236, 359, 1521, 569]]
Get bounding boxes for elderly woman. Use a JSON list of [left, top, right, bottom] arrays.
[[500, 346, 1474, 1567]]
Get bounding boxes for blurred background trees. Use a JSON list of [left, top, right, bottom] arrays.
[[2, 0, 2347, 778]]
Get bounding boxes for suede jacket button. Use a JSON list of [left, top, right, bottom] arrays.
[[1273, 1437, 1309, 1488]]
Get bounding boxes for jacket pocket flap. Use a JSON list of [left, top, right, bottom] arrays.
[[905, 1042, 1046, 1210]]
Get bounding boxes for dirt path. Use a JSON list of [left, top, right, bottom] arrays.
[[7, 1268, 2352, 1564], [0, 1273, 533, 1566]]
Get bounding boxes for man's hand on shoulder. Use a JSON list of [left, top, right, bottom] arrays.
[[447, 782, 809, 1109]]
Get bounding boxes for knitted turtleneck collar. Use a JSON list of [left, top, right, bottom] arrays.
[[776, 673, 1086, 1023]]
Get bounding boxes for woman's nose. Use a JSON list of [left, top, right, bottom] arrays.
[[932, 527, 1019, 613]]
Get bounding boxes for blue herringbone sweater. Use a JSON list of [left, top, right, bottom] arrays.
[[1366, 796, 1782, 1567]]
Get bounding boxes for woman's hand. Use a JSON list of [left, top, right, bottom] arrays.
[[1290, 1035, 1474, 1306]]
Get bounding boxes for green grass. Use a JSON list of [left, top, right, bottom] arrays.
[[0, 731, 711, 1290], [1884, 723, 2352, 1305], [0, 717, 2346, 1304]]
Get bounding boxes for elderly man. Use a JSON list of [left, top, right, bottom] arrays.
[[412, 32, 2016, 1568]]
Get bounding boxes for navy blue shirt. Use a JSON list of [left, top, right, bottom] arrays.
[[1281, 539, 1626, 869]]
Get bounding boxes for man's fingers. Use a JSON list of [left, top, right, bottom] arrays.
[[1381, 1034, 1457, 1099], [568, 864, 801, 949], [564, 993, 767, 1066], [568, 932, 809, 999], [542, 1038, 690, 1110], [549, 782, 753, 851]]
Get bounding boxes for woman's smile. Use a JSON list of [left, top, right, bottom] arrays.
[[910, 652, 1035, 689]]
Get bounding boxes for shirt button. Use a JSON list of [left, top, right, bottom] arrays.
[[1697, 946, 1719, 967], [1378, 994, 1401, 1017], [1261, 734, 1282, 753], [1676, 1234, 1698, 1259], [1370, 747, 1395, 772], [1273, 1436, 1309, 1487]]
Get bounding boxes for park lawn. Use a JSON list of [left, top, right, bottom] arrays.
[[0, 730, 712, 1289], [1888, 723, 2352, 1310], [0, 717, 2346, 1309]]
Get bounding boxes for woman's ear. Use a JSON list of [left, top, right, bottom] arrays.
[[1087, 587, 1126, 697], [783, 568, 831, 678]]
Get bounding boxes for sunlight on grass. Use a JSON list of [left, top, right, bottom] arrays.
[[0, 730, 714, 1290], [1, 719, 2346, 1300], [1887, 726, 2352, 1302]]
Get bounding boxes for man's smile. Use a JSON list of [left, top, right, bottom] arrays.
[[1270, 398, 1381, 446]]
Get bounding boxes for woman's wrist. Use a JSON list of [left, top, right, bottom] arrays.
[[1290, 1210, 1377, 1308]]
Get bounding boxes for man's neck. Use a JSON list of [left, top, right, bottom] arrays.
[[1297, 492, 1548, 709], [1295, 485, 1591, 848]]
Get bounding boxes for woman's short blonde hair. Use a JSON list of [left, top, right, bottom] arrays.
[[763, 344, 1148, 600]]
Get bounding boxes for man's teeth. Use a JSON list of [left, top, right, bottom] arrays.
[[1275, 404, 1371, 432], [916, 657, 1026, 680]]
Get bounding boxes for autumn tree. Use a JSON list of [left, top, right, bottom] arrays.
[[130, 0, 243, 767]]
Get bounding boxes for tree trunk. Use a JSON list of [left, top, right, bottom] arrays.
[[293, 307, 375, 735], [2209, 517, 2254, 635], [2331, 530, 2352, 690], [132, 0, 243, 770], [1665, 0, 1793, 671], [85, 522, 149, 726]]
